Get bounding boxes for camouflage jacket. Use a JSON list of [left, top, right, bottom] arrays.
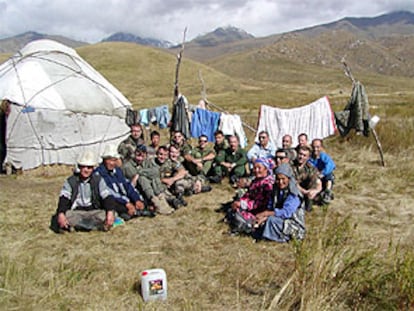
[[117, 135, 145, 161], [292, 162, 319, 190]]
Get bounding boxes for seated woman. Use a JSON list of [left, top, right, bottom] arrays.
[[255, 163, 305, 242], [226, 158, 274, 234]]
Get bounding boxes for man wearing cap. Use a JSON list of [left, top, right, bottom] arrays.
[[122, 145, 174, 215], [53, 150, 115, 232], [95, 144, 153, 220]]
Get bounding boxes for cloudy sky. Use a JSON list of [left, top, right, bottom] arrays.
[[0, 0, 413, 43]]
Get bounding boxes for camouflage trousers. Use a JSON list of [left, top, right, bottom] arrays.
[[173, 174, 209, 195]]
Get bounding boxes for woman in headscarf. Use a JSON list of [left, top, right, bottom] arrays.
[[229, 158, 275, 230], [255, 163, 305, 242]]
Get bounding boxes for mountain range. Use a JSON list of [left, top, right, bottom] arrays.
[[1, 11, 414, 78]]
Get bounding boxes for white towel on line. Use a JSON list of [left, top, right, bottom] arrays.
[[256, 96, 336, 148], [219, 113, 248, 148]]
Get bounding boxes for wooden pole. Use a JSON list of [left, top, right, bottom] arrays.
[[172, 27, 187, 104], [371, 127, 386, 166]]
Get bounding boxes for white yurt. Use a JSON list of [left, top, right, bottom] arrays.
[[0, 39, 131, 170]]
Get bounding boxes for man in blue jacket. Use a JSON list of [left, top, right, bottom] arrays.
[[309, 138, 336, 204], [95, 144, 153, 220]]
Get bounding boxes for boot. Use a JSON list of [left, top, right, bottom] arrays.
[[200, 185, 212, 193], [177, 193, 188, 206], [151, 195, 174, 215], [208, 175, 222, 184], [171, 198, 183, 209]]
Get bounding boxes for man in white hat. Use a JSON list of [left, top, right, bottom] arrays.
[[95, 144, 153, 220], [53, 150, 115, 232]]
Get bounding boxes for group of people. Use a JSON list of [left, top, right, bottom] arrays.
[[53, 123, 336, 244], [53, 124, 214, 232], [224, 131, 336, 242]]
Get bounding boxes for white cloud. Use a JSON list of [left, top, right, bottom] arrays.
[[0, 0, 413, 43]]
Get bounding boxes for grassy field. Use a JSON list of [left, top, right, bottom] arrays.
[[1, 43, 414, 310]]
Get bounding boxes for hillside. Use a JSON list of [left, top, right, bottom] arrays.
[[175, 11, 414, 78], [0, 31, 87, 53], [1, 36, 414, 310], [76, 42, 242, 109]]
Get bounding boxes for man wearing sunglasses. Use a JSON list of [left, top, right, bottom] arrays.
[[184, 134, 215, 176]]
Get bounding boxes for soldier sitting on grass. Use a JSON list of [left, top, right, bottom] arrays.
[[118, 124, 146, 162], [183, 134, 216, 177], [292, 145, 322, 211], [122, 145, 175, 215], [209, 135, 248, 186]]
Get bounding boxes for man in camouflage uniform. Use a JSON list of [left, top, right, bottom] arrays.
[[122, 145, 174, 214], [118, 124, 145, 162], [210, 135, 248, 184], [170, 130, 192, 163], [292, 145, 322, 211], [153, 146, 186, 208], [160, 145, 211, 203], [213, 130, 228, 158], [184, 134, 216, 176], [209, 130, 228, 179]]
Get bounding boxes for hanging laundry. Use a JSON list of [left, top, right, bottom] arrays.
[[190, 108, 221, 142], [219, 113, 248, 148], [139, 108, 149, 127], [256, 96, 336, 148], [154, 105, 170, 129], [170, 95, 191, 139]]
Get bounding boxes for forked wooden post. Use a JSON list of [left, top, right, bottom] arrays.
[[172, 27, 187, 104], [341, 59, 386, 167]]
